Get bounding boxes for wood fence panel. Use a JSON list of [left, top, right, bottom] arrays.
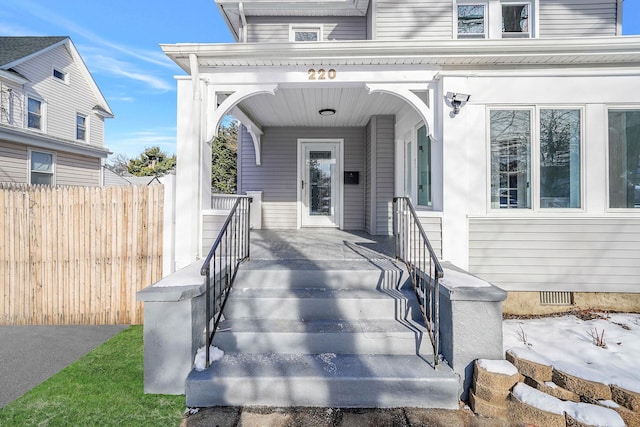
[[0, 184, 163, 325]]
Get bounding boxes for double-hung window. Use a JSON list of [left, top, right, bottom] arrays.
[[30, 150, 55, 185], [490, 107, 582, 210], [608, 109, 640, 209], [457, 2, 487, 38], [76, 113, 87, 141], [27, 97, 43, 130], [501, 2, 531, 38]]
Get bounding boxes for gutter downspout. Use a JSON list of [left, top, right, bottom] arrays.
[[239, 2, 248, 43]]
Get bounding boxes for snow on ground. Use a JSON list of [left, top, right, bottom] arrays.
[[503, 312, 640, 393]]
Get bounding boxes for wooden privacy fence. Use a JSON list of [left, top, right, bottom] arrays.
[[0, 184, 163, 325]]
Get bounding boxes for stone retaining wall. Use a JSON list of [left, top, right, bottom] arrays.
[[470, 354, 640, 426]]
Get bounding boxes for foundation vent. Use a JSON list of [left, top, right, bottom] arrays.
[[539, 291, 574, 306]]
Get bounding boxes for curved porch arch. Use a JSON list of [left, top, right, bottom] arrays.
[[365, 83, 434, 139], [207, 84, 279, 166]]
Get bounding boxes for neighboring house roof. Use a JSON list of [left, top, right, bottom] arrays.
[[0, 36, 114, 118]]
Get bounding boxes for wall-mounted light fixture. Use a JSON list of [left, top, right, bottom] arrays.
[[319, 108, 336, 116], [446, 92, 471, 115]]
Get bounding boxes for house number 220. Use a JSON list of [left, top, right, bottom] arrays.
[[308, 68, 337, 80]]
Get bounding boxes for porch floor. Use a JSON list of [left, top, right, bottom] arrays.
[[248, 229, 396, 261]]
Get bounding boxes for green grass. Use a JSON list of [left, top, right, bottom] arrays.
[[0, 326, 185, 427]]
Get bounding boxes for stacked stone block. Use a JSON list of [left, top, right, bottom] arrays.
[[469, 350, 640, 426], [469, 359, 521, 420]]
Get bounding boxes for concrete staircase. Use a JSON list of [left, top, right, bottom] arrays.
[[185, 258, 460, 408]]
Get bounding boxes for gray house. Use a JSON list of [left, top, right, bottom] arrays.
[[0, 37, 113, 187], [140, 0, 640, 410]]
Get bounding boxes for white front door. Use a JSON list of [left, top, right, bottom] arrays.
[[299, 140, 342, 228]]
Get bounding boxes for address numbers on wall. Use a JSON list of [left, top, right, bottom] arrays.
[[308, 68, 337, 80]]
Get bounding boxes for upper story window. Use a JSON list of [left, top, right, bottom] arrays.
[[29, 150, 55, 185], [27, 96, 43, 130], [52, 68, 68, 83], [290, 25, 322, 42], [608, 109, 640, 209], [501, 2, 530, 38], [76, 113, 87, 141], [457, 3, 487, 39]]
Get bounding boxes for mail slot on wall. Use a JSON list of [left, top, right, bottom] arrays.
[[344, 171, 359, 185]]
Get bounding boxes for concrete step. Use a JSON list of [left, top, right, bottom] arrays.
[[234, 259, 404, 290], [213, 318, 430, 355], [224, 287, 419, 321], [186, 353, 459, 409]]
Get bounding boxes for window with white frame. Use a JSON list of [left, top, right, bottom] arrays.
[[501, 2, 531, 38], [404, 124, 434, 208], [490, 107, 582, 209], [290, 26, 322, 42], [457, 3, 487, 38], [30, 150, 55, 185], [27, 97, 43, 130], [53, 68, 68, 83], [490, 109, 532, 208], [608, 109, 640, 209], [417, 125, 432, 207], [76, 113, 87, 141]]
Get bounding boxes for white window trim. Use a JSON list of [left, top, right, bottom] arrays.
[[500, 0, 533, 39], [487, 105, 585, 213], [289, 24, 323, 42], [28, 148, 56, 186], [605, 105, 640, 212], [26, 95, 46, 132], [52, 67, 69, 84], [76, 112, 89, 142], [454, 1, 489, 39]]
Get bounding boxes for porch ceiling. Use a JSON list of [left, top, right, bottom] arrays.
[[236, 86, 407, 127]]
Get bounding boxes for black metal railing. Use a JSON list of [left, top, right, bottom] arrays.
[[200, 196, 251, 368], [393, 197, 443, 366]]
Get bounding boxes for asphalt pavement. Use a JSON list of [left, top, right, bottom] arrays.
[[0, 325, 126, 408]]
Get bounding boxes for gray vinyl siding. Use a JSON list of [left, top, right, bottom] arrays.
[[374, 0, 452, 41], [13, 44, 105, 147], [419, 216, 442, 259], [374, 116, 395, 235], [0, 140, 100, 186], [0, 140, 27, 183], [239, 126, 365, 230], [468, 218, 640, 293], [539, 0, 619, 38], [246, 16, 367, 42], [56, 151, 101, 186]]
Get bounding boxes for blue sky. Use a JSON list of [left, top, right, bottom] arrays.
[[1, 0, 639, 159]]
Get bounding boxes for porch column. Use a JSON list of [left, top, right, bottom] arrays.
[[175, 77, 211, 269]]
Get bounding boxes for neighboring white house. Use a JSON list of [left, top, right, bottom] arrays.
[[162, 0, 640, 314], [0, 36, 113, 187]]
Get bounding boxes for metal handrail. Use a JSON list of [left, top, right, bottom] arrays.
[[393, 197, 443, 366], [200, 195, 251, 368]]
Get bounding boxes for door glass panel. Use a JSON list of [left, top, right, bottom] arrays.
[[309, 151, 332, 216]]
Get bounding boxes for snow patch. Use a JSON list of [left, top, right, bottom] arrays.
[[194, 345, 224, 371], [507, 347, 552, 366], [565, 402, 624, 427], [598, 400, 620, 409], [512, 383, 567, 415], [477, 359, 518, 376], [440, 269, 490, 288]]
